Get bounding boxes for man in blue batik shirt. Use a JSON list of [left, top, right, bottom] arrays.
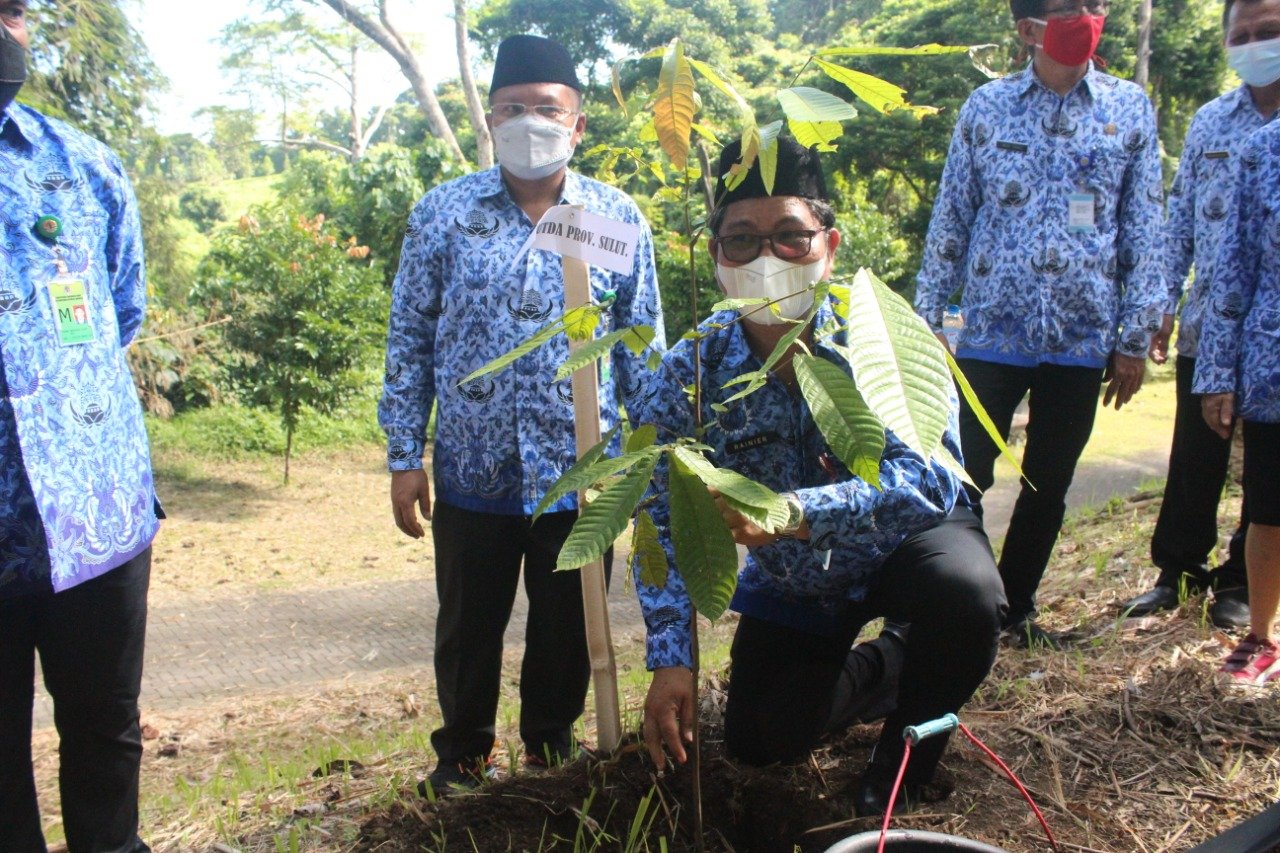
[[1119, 0, 1280, 630], [637, 138, 1005, 818], [379, 34, 664, 793], [915, 0, 1166, 647], [1195, 115, 1280, 686], [0, 5, 160, 852]]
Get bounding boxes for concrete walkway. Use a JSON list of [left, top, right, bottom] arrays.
[[32, 443, 1170, 730]]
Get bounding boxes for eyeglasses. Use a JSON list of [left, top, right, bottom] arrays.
[[489, 103, 578, 123], [713, 229, 827, 264], [1041, 0, 1108, 17]]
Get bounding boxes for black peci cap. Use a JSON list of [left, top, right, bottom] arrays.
[[490, 34, 581, 95], [715, 135, 828, 207]]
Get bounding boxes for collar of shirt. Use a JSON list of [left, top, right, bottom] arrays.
[[1014, 60, 1104, 102], [709, 298, 845, 377], [475, 165, 589, 208], [0, 103, 36, 150]]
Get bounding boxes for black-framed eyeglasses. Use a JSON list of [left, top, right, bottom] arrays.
[[1042, 0, 1108, 17], [489, 103, 578, 123], [713, 229, 827, 264]]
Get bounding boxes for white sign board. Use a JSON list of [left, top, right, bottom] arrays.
[[532, 206, 640, 275]]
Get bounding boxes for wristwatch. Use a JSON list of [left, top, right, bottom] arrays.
[[779, 492, 805, 538]]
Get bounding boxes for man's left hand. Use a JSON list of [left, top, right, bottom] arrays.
[[1103, 352, 1146, 410], [1148, 314, 1174, 365], [708, 488, 778, 547]]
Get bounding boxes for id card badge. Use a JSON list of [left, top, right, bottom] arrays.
[[1068, 192, 1096, 233], [46, 276, 97, 346]]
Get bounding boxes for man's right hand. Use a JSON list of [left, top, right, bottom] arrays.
[[642, 666, 696, 769], [391, 469, 432, 539], [1201, 392, 1235, 441]]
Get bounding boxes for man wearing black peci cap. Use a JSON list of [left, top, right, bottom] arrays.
[[379, 34, 664, 793], [634, 137, 1005, 816]]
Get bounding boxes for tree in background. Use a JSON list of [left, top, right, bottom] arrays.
[[20, 0, 164, 151], [196, 209, 389, 482], [198, 106, 260, 179]]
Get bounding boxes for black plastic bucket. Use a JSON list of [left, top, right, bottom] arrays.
[[823, 829, 1010, 852]]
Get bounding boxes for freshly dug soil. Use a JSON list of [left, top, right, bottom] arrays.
[[357, 725, 965, 853]]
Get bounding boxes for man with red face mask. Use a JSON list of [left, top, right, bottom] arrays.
[[915, 0, 1167, 649]]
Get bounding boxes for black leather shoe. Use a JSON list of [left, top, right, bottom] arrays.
[[853, 762, 923, 818], [1002, 618, 1059, 650], [1117, 585, 1180, 617], [1211, 586, 1250, 630]]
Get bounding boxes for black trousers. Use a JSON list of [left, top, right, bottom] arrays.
[[956, 358, 1104, 625], [723, 507, 1005, 784], [1151, 355, 1248, 590], [0, 549, 151, 853], [430, 500, 610, 765]]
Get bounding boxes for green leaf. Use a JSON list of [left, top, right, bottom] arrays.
[[944, 348, 1028, 484], [672, 447, 790, 532], [631, 510, 669, 588], [686, 57, 751, 118], [564, 305, 603, 342], [711, 296, 771, 312], [723, 281, 828, 402], [776, 87, 856, 151], [535, 446, 659, 521], [934, 442, 977, 489], [757, 120, 783, 195], [794, 354, 884, 488], [668, 452, 739, 620], [814, 58, 939, 119], [556, 325, 656, 381], [654, 39, 696, 171], [459, 319, 565, 386], [690, 123, 720, 143], [558, 453, 660, 571], [626, 423, 658, 453], [842, 269, 951, 461], [646, 350, 663, 371], [724, 121, 760, 192], [816, 44, 977, 57]]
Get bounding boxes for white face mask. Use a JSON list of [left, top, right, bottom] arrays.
[[493, 113, 576, 180], [715, 255, 828, 325], [1228, 36, 1280, 88]]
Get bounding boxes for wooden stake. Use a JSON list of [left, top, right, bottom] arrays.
[[561, 231, 623, 756]]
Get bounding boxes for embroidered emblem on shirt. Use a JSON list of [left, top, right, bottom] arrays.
[[25, 170, 82, 193], [999, 180, 1030, 208], [455, 209, 500, 239], [1041, 115, 1078, 138], [70, 392, 111, 426], [457, 378, 497, 403], [1031, 248, 1070, 276], [0, 287, 36, 315], [1203, 196, 1229, 223], [507, 291, 553, 322]]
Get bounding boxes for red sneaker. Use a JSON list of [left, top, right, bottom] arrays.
[[1220, 634, 1280, 687]]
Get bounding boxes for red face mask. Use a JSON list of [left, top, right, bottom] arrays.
[[1032, 14, 1106, 67]]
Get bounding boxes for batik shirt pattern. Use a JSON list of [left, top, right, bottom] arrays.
[[1166, 86, 1274, 358], [633, 301, 966, 670], [1194, 120, 1280, 424], [915, 64, 1166, 369], [379, 167, 665, 515], [0, 104, 158, 598]]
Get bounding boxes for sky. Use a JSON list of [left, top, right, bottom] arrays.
[[135, 0, 468, 137]]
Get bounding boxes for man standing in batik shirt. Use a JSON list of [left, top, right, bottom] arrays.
[[379, 34, 664, 793], [0, 5, 161, 851], [915, 0, 1166, 648], [1119, 0, 1280, 630], [1195, 116, 1280, 686]]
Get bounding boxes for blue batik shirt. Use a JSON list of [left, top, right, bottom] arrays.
[[1194, 120, 1280, 424], [379, 167, 665, 514], [0, 104, 159, 599], [915, 63, 1166, 369], [1166, 86, 1276, 358], [633, 300, 967, 670]]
